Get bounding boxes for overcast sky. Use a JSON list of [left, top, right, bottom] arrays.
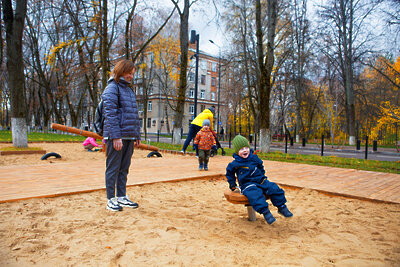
[[150, 0, 227, 56], [151, 0, 398, 58]]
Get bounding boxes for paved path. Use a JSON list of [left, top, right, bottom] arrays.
[[1, 150, 399, 204]]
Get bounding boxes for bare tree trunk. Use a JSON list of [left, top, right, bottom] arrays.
[[0, 5, 3, 67], [100, 0, 109, 90], [124, 0, 137, 59], [171, 0, 190, 144], [293, 0, 309, 143], [165, 103, 170, 134], [239, 0, 256, 133], [295, 102, 301, 142], [2, 0, 28, 147], [256, 0, 278, 153], [341, 0, 356, 145]]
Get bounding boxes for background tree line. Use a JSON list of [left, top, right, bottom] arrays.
[[220, 0, 399, 149], [1, 0, 399, 150]]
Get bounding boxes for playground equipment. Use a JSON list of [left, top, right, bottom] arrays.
[[224, 188, 270, 221], [41, 152, 62, 160], [50, 123, 159, 152], [224, 188, 257, 221]]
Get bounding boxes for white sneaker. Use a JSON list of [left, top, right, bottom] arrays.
[[107, 198, 122, 211], [117, 196, 139, 209]]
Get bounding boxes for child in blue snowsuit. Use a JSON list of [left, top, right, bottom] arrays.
[[226, 135, 293, 224]]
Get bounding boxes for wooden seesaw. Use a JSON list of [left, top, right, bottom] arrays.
[[50, 123, 159, 153], [224, 188, 270, 221]]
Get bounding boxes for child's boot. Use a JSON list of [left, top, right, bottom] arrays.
[[204, 164, 208, 171], [199, 163, 203, 171], [263, 210, 276, 225], [278, 204, 293, 217]]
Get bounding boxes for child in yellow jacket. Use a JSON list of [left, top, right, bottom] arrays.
[[181, 106, 215, 155]]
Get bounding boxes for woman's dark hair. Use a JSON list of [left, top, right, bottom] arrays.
[[111, 59, 136, 83]]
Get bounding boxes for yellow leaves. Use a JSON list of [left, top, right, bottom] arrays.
[[362, 55, 400, 92], [170, 71, 179, 83], [46, 37, 89, 66], [91, 0, 100, 7], [146, 34, 181, 84], [148, 35, 180, 69], [370, 101, 400, 139], [89, 13, 101, 25], [138, 62, 147, 69]]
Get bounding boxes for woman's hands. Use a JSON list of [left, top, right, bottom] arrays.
[[113, 138, 123, 151], [135, 139, 141, 147], [113, 139, 141, 151]]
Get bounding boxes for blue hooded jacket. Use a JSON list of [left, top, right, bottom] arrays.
[[225, 150, 267, 189], [101, 77, 141, 140]]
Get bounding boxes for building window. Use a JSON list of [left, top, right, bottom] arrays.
[[200, 90, 205, 99], [148, 101, 152, 111], [201, 60, 207, 69], [139, 118, 143, 128], [211, 92, 216, 101], [189, 72, 194, 81], [201, 75, 206, 85], [138, 103, 144, 112], [190, 88, 195, 98], [212, 62, 217, 72], [189, 104, 194, 114], [137, 87, 143, 95], [211, 77, 216, 86], [200, 105, 205, 111], [147, 118, 151, 128], [149, 87, 153, 95]]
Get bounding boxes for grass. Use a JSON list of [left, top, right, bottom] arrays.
[[0, 130, 85, 142], [256, 151, 400, 174], [147, 141, 400, 174], [1, 130, 399, 174]]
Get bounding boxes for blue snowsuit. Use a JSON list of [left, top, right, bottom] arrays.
[[225, 150, 287, 215]]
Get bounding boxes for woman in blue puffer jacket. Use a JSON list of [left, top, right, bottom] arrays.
[[102, 59, 141, 212]]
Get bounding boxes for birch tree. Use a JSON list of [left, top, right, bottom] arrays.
[[2, 0, 28, 147], [256, 0, 278, 152], [170, 0, 191, 144]]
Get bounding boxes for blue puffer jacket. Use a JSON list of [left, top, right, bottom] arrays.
[[101, 77, 141, 140], [226, 150, 267, 189]]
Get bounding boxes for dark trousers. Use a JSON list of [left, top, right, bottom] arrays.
[[105, 139, 134, 199], [242, 179, 286, 215], [182, 124, 202, 153], [198, 149, 211, 166]]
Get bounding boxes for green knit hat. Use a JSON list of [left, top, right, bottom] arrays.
[[232, 135, 250, 154]]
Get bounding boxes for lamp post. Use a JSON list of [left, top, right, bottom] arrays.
[[190, 30, 200, 117], [209, 39, 221, 136]]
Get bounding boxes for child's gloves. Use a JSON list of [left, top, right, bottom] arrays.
[[193, 144, 198, 150], [229, 184, 237, 191], [211, 145, 217, 151]]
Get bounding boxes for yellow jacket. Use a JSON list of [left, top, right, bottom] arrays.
[[192, 109, 214, 130]]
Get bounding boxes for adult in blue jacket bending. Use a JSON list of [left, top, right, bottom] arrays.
[[102, 59, 141, 212]]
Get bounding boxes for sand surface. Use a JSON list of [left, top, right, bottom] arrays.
[[0, 143, 399, 266]]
